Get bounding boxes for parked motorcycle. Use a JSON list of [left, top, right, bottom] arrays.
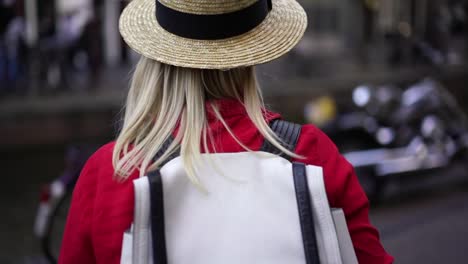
[[323, 78, 468, 201]]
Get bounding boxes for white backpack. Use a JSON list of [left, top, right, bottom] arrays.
[[121, 120, 358, 264]]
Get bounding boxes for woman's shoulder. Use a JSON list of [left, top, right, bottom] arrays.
[[294, 124, 341, 166]]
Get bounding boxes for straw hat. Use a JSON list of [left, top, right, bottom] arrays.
[[119, 0, 307, 69]]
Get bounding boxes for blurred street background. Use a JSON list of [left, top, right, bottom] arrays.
[[1, 0, 468, 263]]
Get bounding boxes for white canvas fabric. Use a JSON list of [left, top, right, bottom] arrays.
[[122, 152, 355, 264]]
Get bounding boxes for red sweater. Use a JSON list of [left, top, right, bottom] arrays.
[[59, 99, 394, 264]]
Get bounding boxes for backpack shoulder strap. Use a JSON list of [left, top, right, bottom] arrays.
[[260, 119, 302, 160], [152, 136, 180, 167]]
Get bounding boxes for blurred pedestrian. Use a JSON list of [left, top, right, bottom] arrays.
[[59, 1, 394, 264], [37, 0, 95, 92], [0, 0, 24, 95]]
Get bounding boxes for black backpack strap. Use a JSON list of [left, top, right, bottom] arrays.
[[293, 163, 321, 264], [152, 136, 180, 168], [148, 138, 175, 264], [262, 120, 319, 263], [260, 119, 302, 159], [148, 170, 168, 264]]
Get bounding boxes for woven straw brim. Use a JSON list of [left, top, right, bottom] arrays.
[[119, 0, 307, 69]]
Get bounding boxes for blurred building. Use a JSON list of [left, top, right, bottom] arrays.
[[1, 0, 466, 96], [11, 0, 132, 94], [296, 0, 467, 70], [25, 0, 129, 65], [16, 0, 468, 70]]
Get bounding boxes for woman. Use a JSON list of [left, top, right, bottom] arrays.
[[59, 0, 394, 263]]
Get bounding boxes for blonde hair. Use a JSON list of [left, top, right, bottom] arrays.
[[113, 57, 300, 183]]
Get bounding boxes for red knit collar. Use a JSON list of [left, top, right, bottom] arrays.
[[172, 99, 280, 136], [205, 99, 246, 120]]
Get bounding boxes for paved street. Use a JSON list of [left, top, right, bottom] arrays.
[[1, 148, 467, 264], [377, 190, 468, 264], [371, 163, 468, 263]]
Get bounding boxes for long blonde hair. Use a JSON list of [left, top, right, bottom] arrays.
[[113, 57, 300, 183]]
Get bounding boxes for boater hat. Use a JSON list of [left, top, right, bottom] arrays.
[[119, 0, 307, 69]]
